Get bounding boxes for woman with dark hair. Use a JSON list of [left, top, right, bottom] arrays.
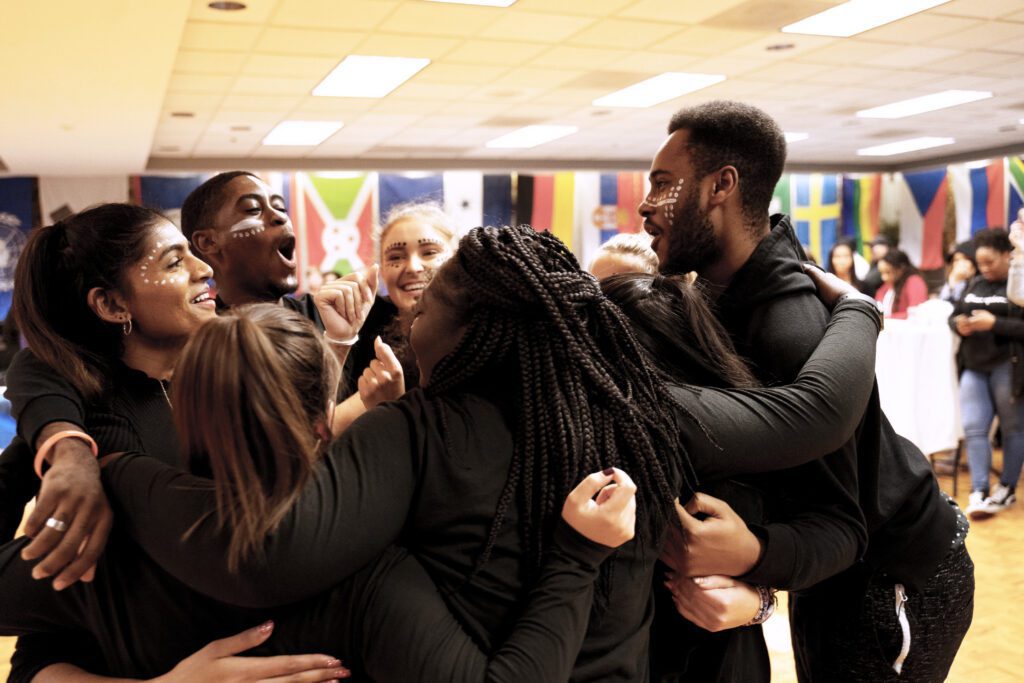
[[875, 248, 928, 318], [827, 241, 865, 293], [940, 241, 977, 303], [951, 227, 1024, 518]]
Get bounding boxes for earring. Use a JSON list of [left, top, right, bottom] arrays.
[[122, 318, 133, 336]]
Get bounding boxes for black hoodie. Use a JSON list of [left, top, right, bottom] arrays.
[[715, 215, 956, 593]]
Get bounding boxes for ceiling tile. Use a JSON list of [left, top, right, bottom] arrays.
[[606, 51, 701, 72], [188, 0, 277, 24], [242, 54, 338, 77], [744, 61, 833, 84], [162, 92, 226, 112], [799, 40, 901, 66], [353, 33, 461, 59], [388, 81, 480, 100], [925, 50, 1020, 74], [168, 73, 236, 93], [416, 63, 511, 85], [179, 21, 263, 52], [232, 75, 319, 96], [255, 27, 364, 56], [174, 50, 248, 75], [529, 45, 634, 69], [725, 34, 838, 61], [379, 3, 501, 36], [443, 39, 548, 66], [480, 12, 595, 42], [863, 45, 962, 68], [511, 0, 634, 16], [219, 93, 304, 110], [618, 0, 747, 24], [934, 0, 1024, 19], [566, 18, 680, 47], [929, 21, 1024, 53], [654, 26, 763, 55], [860, 13, 980, 43], [491, 67, 587, 89], [683, 56, 765, 77], [271, 0, 400, 31]]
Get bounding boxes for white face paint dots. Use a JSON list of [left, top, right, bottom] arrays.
[[228, 217, 267, 240], [645, 178, 686, 224], [139, 241, 191, 286]]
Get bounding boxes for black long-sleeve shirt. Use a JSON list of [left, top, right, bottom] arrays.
[[950, 275, 1024, 373], [94, 299, 880, 681]]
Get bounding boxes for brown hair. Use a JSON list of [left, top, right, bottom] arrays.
[[171, 304, 340, 572], [13, 203, 166, 401]]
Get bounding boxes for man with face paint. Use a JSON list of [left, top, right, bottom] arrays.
[[643, 101, 971, 682]]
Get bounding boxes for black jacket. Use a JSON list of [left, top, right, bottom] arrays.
[[950, 275, 1024, 396]]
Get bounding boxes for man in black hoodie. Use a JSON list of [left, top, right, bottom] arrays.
[[645, 101, 970, 682]]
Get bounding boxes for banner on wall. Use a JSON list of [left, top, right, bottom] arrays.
[[898, 168, 947, 270], [1008, 156, 1024, 226], [948, 161, 1006, 240], [289, 172, 377, 281], [440, 172, 513, 229], [840, 175, 881, 259], [791, 174, 840, 264], [132, 175, 207, 227], [0, 177, 35, 320]]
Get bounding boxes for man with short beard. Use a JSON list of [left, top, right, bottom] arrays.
[[644, 101, 969, 683]]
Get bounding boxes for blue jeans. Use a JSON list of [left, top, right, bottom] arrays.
[[960, 360, 1024, 493]]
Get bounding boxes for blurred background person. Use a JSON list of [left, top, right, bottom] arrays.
[[588, 232, 659, 280], [875, 249, 928, 319]]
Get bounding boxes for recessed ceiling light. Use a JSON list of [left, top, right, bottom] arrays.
[[592, 72, 726, 108], [857, 137, 955, 156], [170, 111, 195, 118], [262, 121, 344, 146], [486, 125, 578, 149], [208, 1, 246, 10], [230, 125, 251, 132], [785, 132, 810, 143], [783, 0, 951, 38], [766, 43, 795, 51], [313, 55, 430, 98], [157, 146, 180, 153], [424, 0, 516, 5], [857, 90, 992, 118]]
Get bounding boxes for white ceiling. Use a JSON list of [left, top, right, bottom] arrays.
[[3, 0, 1024, 175]]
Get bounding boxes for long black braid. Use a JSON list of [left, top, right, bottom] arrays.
[[426, 225, 700, 579]]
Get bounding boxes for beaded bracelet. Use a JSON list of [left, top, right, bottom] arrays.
[[744, 585, 778, 626]]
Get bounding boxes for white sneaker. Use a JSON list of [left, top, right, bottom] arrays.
[[966, 490, 992, 519], [981, 484, 1017, 515]]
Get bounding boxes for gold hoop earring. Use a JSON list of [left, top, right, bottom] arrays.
[[122, 319, 133, 336]]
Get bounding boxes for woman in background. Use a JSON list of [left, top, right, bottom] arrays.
[[875, 248, 928, 318], [827, 241, 865, 293]]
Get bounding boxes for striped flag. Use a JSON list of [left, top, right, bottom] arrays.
[[949, 161, 1007, 239], [1008, 156, 1024, 226], [898, 168, 948, 270], [792, 174, 840, 264], [841, 175, 882, 259], [516, 173, 577, 251]]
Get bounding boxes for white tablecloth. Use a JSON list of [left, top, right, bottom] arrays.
[[874, 309, 963, 456]]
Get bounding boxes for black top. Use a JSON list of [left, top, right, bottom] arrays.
[[1, 349, 182, 683], [950, 275, 1024, 373], [717, 215, 956, 593], [97, 299, 881, 681], [340, 295, 420, 398]]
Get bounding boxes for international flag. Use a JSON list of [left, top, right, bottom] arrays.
[[515, 173, 577, 252], [441, 171, 513, 229], [132, 175, 207, 227], [841, 175, 882, 259], [289, 172, 377, 285], [1008, 156, 1024, 227], [898, 168, 948, 270], [792, 174, 840, 264], [770, 174, 791, 216], [0, 176, 36, 319], [949, 161, 1007, 239], [378, 173, 444, 222]]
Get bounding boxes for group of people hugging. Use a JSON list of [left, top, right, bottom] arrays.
[[0, 101, 975, 682]]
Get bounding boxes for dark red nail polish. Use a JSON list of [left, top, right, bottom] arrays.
[[602, 467, 614, 476]]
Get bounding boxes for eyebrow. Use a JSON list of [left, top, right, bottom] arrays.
[[649, 169, 671, 181], [158, 244, 186, 259]]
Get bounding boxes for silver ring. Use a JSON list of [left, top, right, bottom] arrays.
[[45, 517, 68, 533]]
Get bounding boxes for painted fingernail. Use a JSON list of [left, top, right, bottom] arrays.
[[257, 620, 274, 634], [335, 668, 352, 677], [602, 467, 614, 476], [324, 658, 342, 667]]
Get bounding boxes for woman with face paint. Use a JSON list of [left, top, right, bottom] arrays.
[[0, 204, 352, 682], [0, 226, 890, 681], [337, 202, 459, 413]]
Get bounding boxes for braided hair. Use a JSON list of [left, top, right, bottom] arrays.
[[426, 225, 699, 576]]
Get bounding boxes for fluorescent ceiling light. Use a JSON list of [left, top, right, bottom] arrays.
[[486, 125, 578, 149], [785, 132, 810, 143], [857, 137, 954, 157], [857, 90, 992, 119], [313, 55, 430, 98], [783, 0, 951, 37], [262, 121, 344, 146], [592, 72, 725, 108], [424, 0, 516, 5]]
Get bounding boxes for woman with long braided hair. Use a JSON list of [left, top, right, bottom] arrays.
[[0, 225, 884, 681]]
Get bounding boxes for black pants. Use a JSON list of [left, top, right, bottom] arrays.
[[789, 542, 974, 682]]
